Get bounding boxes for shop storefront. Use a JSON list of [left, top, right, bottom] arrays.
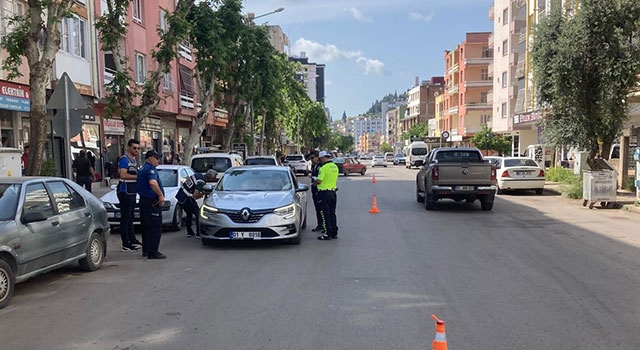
[[0, 80, 30, 149], [140, 116, 162, 154], [102, 118, 125, 178], [512, 111, 543, 156], [162, 116, 178, 164]]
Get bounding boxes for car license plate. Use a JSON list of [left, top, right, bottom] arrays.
[[230, 231, 261, 240], [455, 186, 474, 191]]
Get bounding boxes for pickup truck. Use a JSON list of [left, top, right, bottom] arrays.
[[416, 147, 497, 210]]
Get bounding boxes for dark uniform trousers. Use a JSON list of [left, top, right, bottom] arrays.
[[317, 190, 338, 237], [181, 197, 200, 235], [117, 191, 137, 247], [311, 187, 322, 228], [139, 196, 163, 255]]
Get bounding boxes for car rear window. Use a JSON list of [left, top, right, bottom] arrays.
[[285, 155, 303, 161], [504, 159, 539, 167], [158, 169, 178, 187], [191, 157, 232, 173], [435, 151, 482, 163], [245, 158, 276, 165], [411, 148, 428, 156]]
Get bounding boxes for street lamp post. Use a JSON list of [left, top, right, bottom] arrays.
[[247, 7, 285, 156]]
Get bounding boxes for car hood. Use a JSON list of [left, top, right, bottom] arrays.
[[100, 187, 179, 203], [207, 191, 293, 211]]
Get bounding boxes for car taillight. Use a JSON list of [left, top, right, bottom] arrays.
[[501, 170, 508, 178], [538, 170, 545, 177], [431, 166, 439, 181], [491, 166, 497, 181]]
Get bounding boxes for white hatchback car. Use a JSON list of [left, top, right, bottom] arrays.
[[371, 155, 387, 167], [494, 157, 545, 195]]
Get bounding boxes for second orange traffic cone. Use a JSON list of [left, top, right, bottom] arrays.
[[431, 314, 447, 350], [368, 194, 380, 214], [371, 173, 377, 184]]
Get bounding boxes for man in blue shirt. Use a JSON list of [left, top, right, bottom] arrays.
[[118, 139, 142, 252], [175, 172, 205, 238], [137, 150, 166, 259]]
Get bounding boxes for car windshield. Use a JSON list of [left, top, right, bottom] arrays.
[[216, 169, 292, 192], [333, 157, 345, 164], [0, 184, 21, 220], [285, 155, 303, 161], [158, 169, 178, 187], [245, 158, 276, 165], [395, 154, 404, 158], [504, 159, 539, 167], [191, 157, 232, 173]]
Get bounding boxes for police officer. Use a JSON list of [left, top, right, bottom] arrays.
[[137, 150, 166, 259], [313, 151, 339, 240], [176, 172, 206, 238], [118, 139, 142, 252], [308, 151, 323, 232]]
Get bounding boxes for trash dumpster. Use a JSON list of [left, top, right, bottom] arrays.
[[582, 170, 617, 209]]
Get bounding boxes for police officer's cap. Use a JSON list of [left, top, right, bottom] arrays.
[[319, 151, 332, 159], [145, 150, 161, 160]]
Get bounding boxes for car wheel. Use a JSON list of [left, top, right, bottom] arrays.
[[0, 259, 15, 309], [344, 170, 349, 176], [416, 188, 424, 203], [288, 234, 301, 245], [535, 188, 544, 195], [201, 238, 215, 246], [384, 165, 387, 167], [79, 232, 105, 272], [481, 200, 494, 211], [170, 205, 183, 231], [360, 169, 366, 175]]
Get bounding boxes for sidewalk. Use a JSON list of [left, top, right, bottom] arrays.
[[91, 181, 114, 199], [545, 181, 638, 211]]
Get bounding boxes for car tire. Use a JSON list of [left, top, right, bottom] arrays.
[[201, 238, 215, 246], [481, 200, 494, 211], [0, 259, 15, 310], [360, 169, 366, 175], [425, 193, 436, 210], [535, 188, 544, 195], [79, 232, 105, 272], [170, 205, 183, 232], [416, 189, 425, 203]]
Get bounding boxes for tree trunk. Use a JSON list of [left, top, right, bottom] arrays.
[[183, 112, 208, 164], [123, 115, 137, 142], [27, 67, 50, 176]]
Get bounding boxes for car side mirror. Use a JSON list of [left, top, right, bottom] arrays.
[[296, 183, 310, 192], [202, 183, 214, 195], [22, 212, 47, 224]]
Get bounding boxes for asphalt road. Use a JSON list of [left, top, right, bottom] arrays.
[[1, 165, 640, 349]]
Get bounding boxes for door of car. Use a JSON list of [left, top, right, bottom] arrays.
[[45, 181, 90, 259], [289, 170, 306, 226], [16, 182, 65, 275]]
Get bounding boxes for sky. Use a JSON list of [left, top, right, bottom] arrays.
[[243, 0, 495, 120]]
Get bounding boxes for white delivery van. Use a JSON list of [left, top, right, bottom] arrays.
[[523, 144, 553, 169], [405, 142, 429, 169], [0, 148, 22, 177]]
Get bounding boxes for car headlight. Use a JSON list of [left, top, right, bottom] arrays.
[[200, 204, 219, 219], [274, 203, 295, 219]]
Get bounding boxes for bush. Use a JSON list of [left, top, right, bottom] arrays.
[[39, 159, 56, 177], [565, 176, 583, 199], [625, 177, 636, 192], [545, 167, 577, 183]]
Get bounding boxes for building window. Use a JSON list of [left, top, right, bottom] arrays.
[[104, 52, 116, 83], [163, 73, 174, 92], [132, 0, 143, 23], [501, 103, 508, 118], [481, 69, 489, 81], [482, 46, 492, 58], [503, 8, 509, 24], [60, 16, 87, 59], [502, 72, 508, 88], [502, 40, 508, 56], [481, 114, 491, 125], [480, 92, 488, 104], [135, 53, 146, 84], [159, 9, 168, 31]]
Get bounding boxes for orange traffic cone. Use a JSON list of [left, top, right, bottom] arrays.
[[371, 174, 377, 184], [431, 315, 447, 350], [369, 194, 380, 214]]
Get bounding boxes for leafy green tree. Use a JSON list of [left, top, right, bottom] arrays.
[[1, 1, 76, 175], [96, 0, 194, 142], [531, 0, 640, 164], [380, 142, 393, 153], [470, 125, 512, 155], [401, 123, 429, 141], [327, 133, 354, 153]]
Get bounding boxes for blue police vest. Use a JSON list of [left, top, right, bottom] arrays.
[[118, 154, 139, 195]]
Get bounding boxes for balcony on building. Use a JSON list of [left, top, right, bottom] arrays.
[[488, 33, 494, 49], [509, 51, 519, 66], [464, 80, 493, 88], [509, 18, 526, 34], [448, 63, 459, 74], [465, 102, 492, 110], [178, 41, 193, 62], [179, 65, 195, 110], [448, 105, 459, 115]]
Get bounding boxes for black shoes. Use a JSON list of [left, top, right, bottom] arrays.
[[317, 234, 332, 240], [148, 252, 167, 259]]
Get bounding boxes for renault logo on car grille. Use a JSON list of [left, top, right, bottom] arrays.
[[240, 209, 251, 221], [462, 168, 469, 175]]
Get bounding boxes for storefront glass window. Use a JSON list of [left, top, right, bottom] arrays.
[[0, 110, 15, 147]]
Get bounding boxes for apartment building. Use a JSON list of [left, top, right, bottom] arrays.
[[381, 100, 406, 143], [434, 92, 446, 138], [289, 52, 326, 103], [444, 33, 493, 144], [266, 25, 289, 54], [402, 77, 444, 137], [353, 115, 383, 150]]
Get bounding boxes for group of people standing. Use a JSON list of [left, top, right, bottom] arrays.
[[308, 151, 340, 241]]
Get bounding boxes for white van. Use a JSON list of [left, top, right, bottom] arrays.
[[405, 142, 429, 169], [190, 152, 244, 178]]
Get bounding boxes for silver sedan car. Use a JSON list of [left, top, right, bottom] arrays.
[[0, 177, 110, 309], [199, 166, 309, 245]]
